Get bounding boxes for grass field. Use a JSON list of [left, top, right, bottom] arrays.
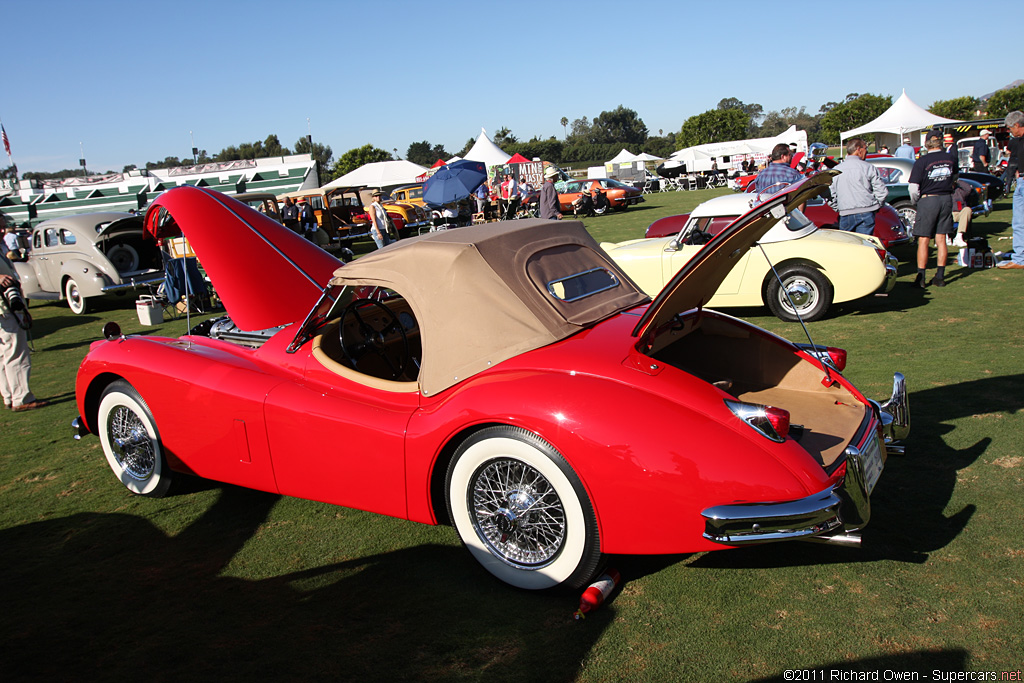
[[2, 188, 1022, 682]]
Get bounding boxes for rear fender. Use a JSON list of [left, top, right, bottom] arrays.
[[61, 258, 114, 298]]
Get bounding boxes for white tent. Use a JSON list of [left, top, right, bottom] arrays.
[[669, 126, 807, 172], [463, 128, 510, 167], [608, 149, 640, 164], [635, 152, 665, 162], [840, 90, 960, 152], [323, 160, 428, 189]]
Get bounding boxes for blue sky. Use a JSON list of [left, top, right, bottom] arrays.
[[2, 0, 1019, 174]]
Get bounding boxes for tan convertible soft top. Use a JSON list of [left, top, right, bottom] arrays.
[[329, 218, 649, 396]]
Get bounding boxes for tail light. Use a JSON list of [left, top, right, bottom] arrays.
[[875, 247, 887, 262], [824, 346, 847, 372], [725, 400, 790, 442]]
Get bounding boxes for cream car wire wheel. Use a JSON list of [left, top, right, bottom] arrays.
[[446, 426, 601, 590]]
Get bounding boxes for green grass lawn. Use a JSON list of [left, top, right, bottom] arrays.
[[1, 189, 1022, 681]]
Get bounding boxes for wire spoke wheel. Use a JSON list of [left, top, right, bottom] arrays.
[[97, 380, 172, 497], [469, 457, 566, 568], [446, 426, 601, 590]]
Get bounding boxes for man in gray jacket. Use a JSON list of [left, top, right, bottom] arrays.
[[829, 137, 889, 235]]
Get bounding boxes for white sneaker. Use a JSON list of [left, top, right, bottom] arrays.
[[952, 234, 968, 248]]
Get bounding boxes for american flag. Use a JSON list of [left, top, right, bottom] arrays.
[[1, 123, 10, 157]]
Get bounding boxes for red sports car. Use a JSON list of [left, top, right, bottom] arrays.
[[73, 179, 908, 591]]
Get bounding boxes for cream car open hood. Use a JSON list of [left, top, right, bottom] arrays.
[[631, 172, 836, 343]]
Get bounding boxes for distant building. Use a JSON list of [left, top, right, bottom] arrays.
[[0, 154, 318, 228]]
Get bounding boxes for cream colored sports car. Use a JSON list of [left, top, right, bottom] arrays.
[[602, 191, 897, 321]]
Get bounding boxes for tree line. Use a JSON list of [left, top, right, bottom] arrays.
[[6, 83, 1022, 183]]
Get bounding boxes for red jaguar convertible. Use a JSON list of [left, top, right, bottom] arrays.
[[73, 177, 909, 590]]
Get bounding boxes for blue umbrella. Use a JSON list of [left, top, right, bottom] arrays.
[[422, 160, 488, 207]]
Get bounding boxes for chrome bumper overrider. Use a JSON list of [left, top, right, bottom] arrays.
[[702, 372, 910, 547], [879, 254, 898, 294], [71, 416, 90, 440]]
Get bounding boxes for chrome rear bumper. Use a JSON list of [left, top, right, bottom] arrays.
[[702, 373, 909, 547]]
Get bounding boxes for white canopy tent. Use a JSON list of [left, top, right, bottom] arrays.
[[463, 128, 511, 167], [323, 160, 428, 190], [840, 90, 960, 152], [669, 126, 808, 172], [608, 149, 640, 164]]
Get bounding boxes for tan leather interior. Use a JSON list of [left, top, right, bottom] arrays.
[[653, 315, 863, 468]]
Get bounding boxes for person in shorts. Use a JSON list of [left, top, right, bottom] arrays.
[[909, 132, 958, 287]]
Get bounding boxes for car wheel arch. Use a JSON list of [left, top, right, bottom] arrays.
[[759, 257, 827, 301], [81, 372, 127, 435]]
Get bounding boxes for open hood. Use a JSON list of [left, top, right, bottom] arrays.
[[631, 172, 836, 343], [145, 186, 342, 331]]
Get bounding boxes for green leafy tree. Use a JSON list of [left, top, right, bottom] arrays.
[[985, 83, 1024, 118], [819, 93, 892, 145], [492, 127, 517, 147], [405, 141, 448, 166], [294, 137, 333, 175], [329, 144, 394, 180], [642, 132, 677, 159], [592, 105, 648, 145], [568, 116, 593, 144], [718, 98, 763, 135], [678, 109, 749, 148], [929, 96, 981, 121], [560, 117, 568, 139]]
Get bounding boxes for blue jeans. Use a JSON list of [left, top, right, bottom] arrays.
[[372, 230, 392, 250], [1011, 179, 1024, 265], [838, 211, 875, 235]]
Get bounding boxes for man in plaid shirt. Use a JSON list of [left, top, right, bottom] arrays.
[[754, 144, 804, 195]]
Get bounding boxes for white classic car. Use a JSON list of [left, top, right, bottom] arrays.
[[602, 187, 897, 322], [14, 212, 164, 314]]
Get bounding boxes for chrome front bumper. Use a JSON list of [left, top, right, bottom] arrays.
[[701, 372, 910, 547]]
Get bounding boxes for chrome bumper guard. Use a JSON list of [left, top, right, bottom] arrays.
[[702, 374, 909, 547], [870, 372, 909, 454], [879, 254, 898, 294], [71, 416, 90, 440]]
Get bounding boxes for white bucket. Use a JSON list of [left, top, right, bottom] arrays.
[[136, 295, 162, 325]]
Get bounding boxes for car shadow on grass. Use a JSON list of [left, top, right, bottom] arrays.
[[0, 483, 611, 682]]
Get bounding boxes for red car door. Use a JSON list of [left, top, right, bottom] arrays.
[[262, 357, 419, 520]]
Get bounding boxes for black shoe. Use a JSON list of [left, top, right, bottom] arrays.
[[913, 273, 927, 288], [930, 276, 946, 287]]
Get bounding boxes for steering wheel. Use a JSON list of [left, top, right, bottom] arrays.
[[339, 299, 411, 380]]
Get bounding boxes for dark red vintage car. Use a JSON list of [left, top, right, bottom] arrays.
[[73, 179, 908, 591], [647, 195, 910, 250]]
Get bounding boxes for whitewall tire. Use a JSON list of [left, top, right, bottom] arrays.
[[446, 426, 601, 590], [97, 381, 172, 497], [65, 278, 86, 315]]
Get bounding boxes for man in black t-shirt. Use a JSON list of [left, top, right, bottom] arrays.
[[909, 132, 958, 287]]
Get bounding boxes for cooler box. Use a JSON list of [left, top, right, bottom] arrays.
[[136, 295, 162, 325]]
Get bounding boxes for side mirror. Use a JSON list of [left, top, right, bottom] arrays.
[[102, 321, 122, 341], [665, 239, 681, 253]]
